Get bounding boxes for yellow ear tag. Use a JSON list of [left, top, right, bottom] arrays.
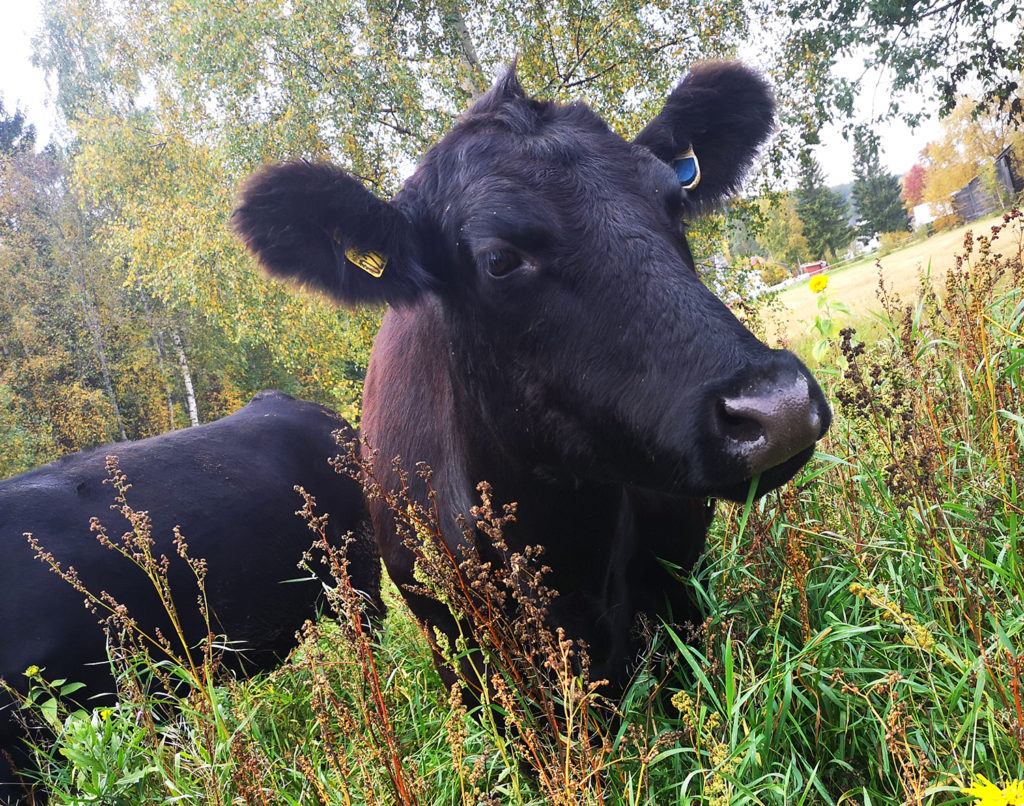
[[344, 247, 388, 278]]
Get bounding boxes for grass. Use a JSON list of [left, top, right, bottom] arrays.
[[766, 213, 1011, 343], [5, 209, 1023, 805]]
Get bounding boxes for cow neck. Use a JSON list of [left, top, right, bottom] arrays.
[[378, 301, 714, 691]]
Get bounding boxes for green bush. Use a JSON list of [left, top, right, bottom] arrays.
[[760, 262, 791, 287]]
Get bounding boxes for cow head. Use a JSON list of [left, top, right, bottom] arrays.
[[233, 62, 830, 502]]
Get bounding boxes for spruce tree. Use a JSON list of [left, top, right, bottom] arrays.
[[0, 99, 36, 156], [851, 128, 909, 235], [796, 156, 852, 260]]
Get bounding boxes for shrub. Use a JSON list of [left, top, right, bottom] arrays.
[[932, 212, 964, 232], [876, 229, 914, 256], [760, 262, 790, 287]]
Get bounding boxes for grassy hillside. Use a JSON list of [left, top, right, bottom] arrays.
[[5, 212, 1023, 805], [766, 214, 1012, 344]]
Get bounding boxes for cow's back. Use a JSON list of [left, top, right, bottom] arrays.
[[0, 390, 378, 796]]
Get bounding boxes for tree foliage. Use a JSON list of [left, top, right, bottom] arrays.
[[901, 163, 927, 211], [758, 194, 812, 267], [728, 194, 812, 268], [796, 157, 852, 259], [35, 0, 751, 190], [0, 99, 36, 155], [921, 91, 1024, 216], [1, 148, 135, 473], [0, 120, 340, 474], [761, 0, 1024, 128], [850, 128, 908, 235]]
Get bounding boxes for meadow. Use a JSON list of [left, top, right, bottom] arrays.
[[767, 214, 1009, 344], [6, 210, 1023, 805]]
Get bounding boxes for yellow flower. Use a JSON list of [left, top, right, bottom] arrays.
[[962, 775, 1024, 805], [23, 665, 40, 679], [99, 709, 112, 722], [809, 274, 829, 294]]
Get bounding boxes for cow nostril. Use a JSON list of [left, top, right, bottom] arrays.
[[717, 399, 765, 445], [717, 374, 822, 475]]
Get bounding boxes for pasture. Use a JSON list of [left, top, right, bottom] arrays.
[[5, 211, 1021, 805], [767, 214, 1010, 344]]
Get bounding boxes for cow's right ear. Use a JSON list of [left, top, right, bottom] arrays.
[[633, 62, 775, 217], [232, 161, 434, 306]]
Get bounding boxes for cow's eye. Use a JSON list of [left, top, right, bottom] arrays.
[[481, 248, 524, 278]]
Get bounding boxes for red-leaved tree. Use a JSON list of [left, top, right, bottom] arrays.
[[901, 163, 927, 210]]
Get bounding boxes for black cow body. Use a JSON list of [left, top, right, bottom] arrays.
[[0, 390, 379, 799], [234, 64, 830, 694]]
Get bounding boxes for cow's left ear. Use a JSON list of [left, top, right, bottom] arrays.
[[232, 161, 435, 306], [633, 62, 774, 217]]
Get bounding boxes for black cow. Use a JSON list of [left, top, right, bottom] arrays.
[[233, 63, 830, 694], [0, 390, 380, 799]]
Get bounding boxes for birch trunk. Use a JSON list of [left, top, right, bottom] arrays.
[[444, 5, 487, 98], [171, 330, 200, 427]]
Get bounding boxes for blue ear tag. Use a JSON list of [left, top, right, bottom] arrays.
[[672, 146, 701, 191]]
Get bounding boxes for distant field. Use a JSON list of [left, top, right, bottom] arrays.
[[764, 213, 1014, 343]]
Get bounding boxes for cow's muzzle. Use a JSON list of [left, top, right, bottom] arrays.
[[716, 370, 829, 478]]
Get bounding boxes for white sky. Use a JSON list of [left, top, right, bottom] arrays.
[[0, 1, 53, 145], [1, 1, 938, 185]]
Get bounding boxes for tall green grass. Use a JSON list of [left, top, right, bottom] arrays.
[[7, 210, 1023, 805]]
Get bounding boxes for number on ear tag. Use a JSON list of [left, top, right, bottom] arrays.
[[344, 247, 388, 278]]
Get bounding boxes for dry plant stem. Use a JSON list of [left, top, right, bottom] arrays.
[[836, 209, 1024, 772], [344, 440, 629, 804], [295, 484, 425, 805]]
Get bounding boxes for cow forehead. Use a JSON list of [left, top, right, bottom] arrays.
[[453, 179, 558, 241], [416, 109, 680, 233], [428, 95, 637, 177]]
